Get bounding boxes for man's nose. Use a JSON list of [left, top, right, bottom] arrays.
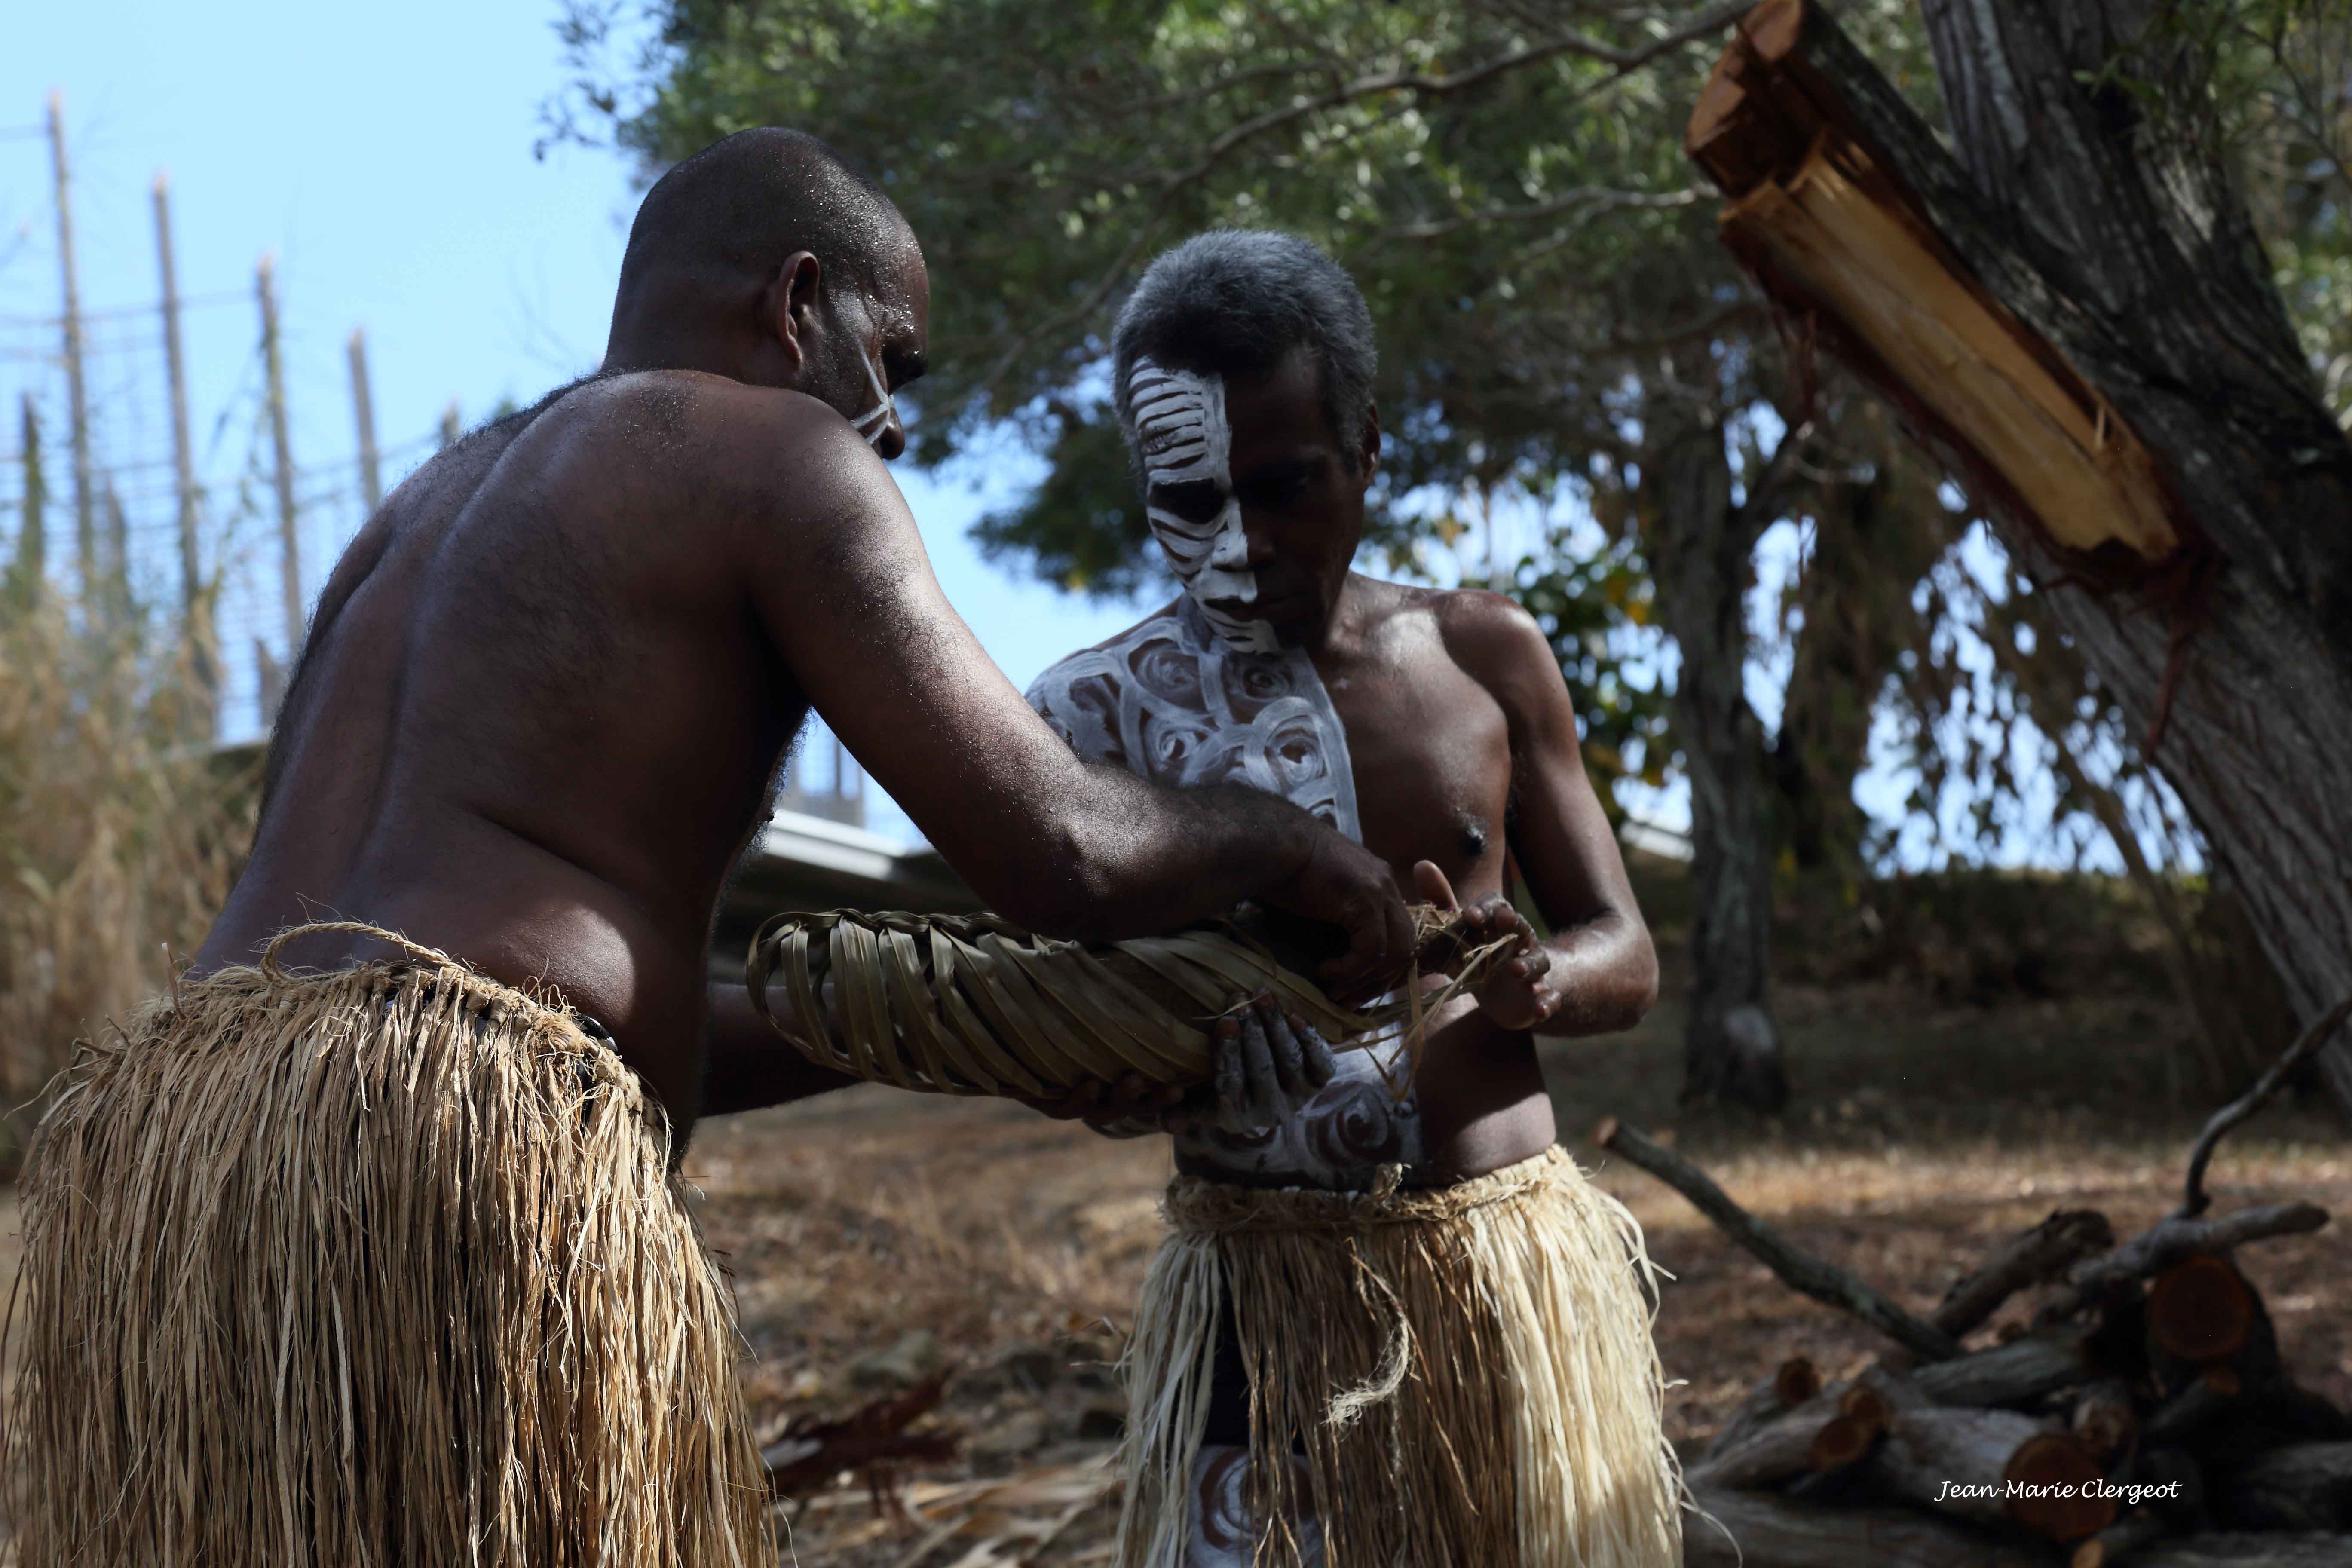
[[1211, 508, 1275, 569]]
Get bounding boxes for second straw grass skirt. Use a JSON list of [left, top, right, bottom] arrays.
[[1118, 1145, 1683, 1568], [3, 932, 775, 1568]]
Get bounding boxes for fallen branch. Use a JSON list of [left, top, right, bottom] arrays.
[[763, 1374, 960, 1500], [2046, 1205, 2330, 1322], [2179, 993, 2352, 1219], [1703, 1356, 1823, 1462], [2128, 1533, 2352, 1567], [1934, 1209, 2116, 1339], [2224, 1441, 2352, 1532], [1593, 1116, 1962, 1360]]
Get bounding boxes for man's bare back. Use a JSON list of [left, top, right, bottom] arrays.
[[203, 373, 821, 1121], [199, 138, 1414, 1144]]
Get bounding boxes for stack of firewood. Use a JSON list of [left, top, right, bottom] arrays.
[[1600, 1002, 2352, 1568]]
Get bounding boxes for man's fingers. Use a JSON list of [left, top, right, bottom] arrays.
[[1237, 1007, 1280, 1127], [1291, 1011, 1338, 1088], [1411, 859, 1458, 910], [1384, 893, 1416, 981], [1257, 995, 1310, 1096], [1213, 1014, 1245, 1124]]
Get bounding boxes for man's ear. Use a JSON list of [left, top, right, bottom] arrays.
[[1359, 401, 1384, 484], [761, 250, 825, 376]]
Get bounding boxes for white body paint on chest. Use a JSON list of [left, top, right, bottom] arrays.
[[1027, 599, 1421, 1190], [1129, 359, 1278, 654]]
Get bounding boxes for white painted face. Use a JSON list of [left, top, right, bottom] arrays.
[[1130, 358, 1277, 652]]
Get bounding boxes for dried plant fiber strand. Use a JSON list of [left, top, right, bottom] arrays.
[[746, 905, 1515, 1099], [1119, 1147, 1683, 1568], [3, 922, 773, 1567]]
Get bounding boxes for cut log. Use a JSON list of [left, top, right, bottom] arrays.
[[1683, 1485, 2053, 1568], [2046, 1204, 2329, 1323], [1912, 1323, 2098, 1408], [2073, 1509, 2171, 1568], [2073, 1381, 2139, 1463], [1593, 1117, 1962, 1360], [2127, 1446, 2209, 1530], [2131, 1534, 2352, 1568], [1703, 1356, 1822, 1462], [2219, 1442, 2352, 1532], [1936, 1208, 2117, 1340], [2147, 1373, 2239, 1449], [1805, 1411, 1879, 1471], [1869, 1403, 2114, 1540], [2148, 1256, 2256, 1364], [1777, 1354, 1822, 1408], [1691, 1386, 1856, 1490]]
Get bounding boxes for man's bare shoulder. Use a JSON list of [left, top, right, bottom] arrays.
[[1354, 576, 1567, 713], [527, 371, 849, 485], [1023, 597, 1188, 705]]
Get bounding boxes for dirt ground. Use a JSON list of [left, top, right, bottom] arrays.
[[684, 980, 2352, 1565]]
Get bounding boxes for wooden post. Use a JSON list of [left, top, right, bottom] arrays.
[[348, 328, 382, 514], [10, 395, 44, 605], [102, 477, 130, 622], [153, 174, 215, 718], [46, 91, 95, 608], [257, 252, 304, 670], [439, 401, 461, 449]]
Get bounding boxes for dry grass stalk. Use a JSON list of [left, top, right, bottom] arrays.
[[0, 598, 251, 1168], [6, 938, 773, 1565]]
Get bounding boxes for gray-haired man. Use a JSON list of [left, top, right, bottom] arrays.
[[1028, 231, 1682, 1568]]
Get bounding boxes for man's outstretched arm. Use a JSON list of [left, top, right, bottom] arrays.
[[731, 392, 1412, 982]]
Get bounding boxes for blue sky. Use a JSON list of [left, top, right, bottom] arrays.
[[0, 0, 1146, 842]]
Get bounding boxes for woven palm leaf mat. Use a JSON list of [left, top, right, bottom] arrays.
[[746, 906, 1513, 1098]]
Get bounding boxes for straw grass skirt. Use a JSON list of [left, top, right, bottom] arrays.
[[3, 937, 774, 1567], [1119, 1146, 1682, 1568]]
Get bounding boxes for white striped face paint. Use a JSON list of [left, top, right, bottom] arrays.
[[1130, 358, 1278, 652], [847, 337, 895, 448]]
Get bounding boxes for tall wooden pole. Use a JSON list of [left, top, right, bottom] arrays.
[[46, 91, 95, 607], [257, 252, 304, 671], [153, 174, 215, 717], [439, 401, 461, 450], [347, 328, 382, 514]]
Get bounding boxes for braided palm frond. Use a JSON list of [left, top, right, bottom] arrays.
[[745, 907, 1511, 1098]]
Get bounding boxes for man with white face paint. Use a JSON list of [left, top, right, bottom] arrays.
[[1028, 232, 1682, 1568]]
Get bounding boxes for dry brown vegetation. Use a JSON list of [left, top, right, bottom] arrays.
[[0, 603, 252, 1169]]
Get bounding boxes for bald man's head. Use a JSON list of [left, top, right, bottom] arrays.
[[603, 129, 927, 452]]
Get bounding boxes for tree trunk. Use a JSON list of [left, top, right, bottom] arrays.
[[1769, 402, 1947, 880], [1645, 386, 1791, 1112], [1684, 0, 2352, 1114]]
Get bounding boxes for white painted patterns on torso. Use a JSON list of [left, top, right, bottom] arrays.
[[1027, 598, 1421, 1191]]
